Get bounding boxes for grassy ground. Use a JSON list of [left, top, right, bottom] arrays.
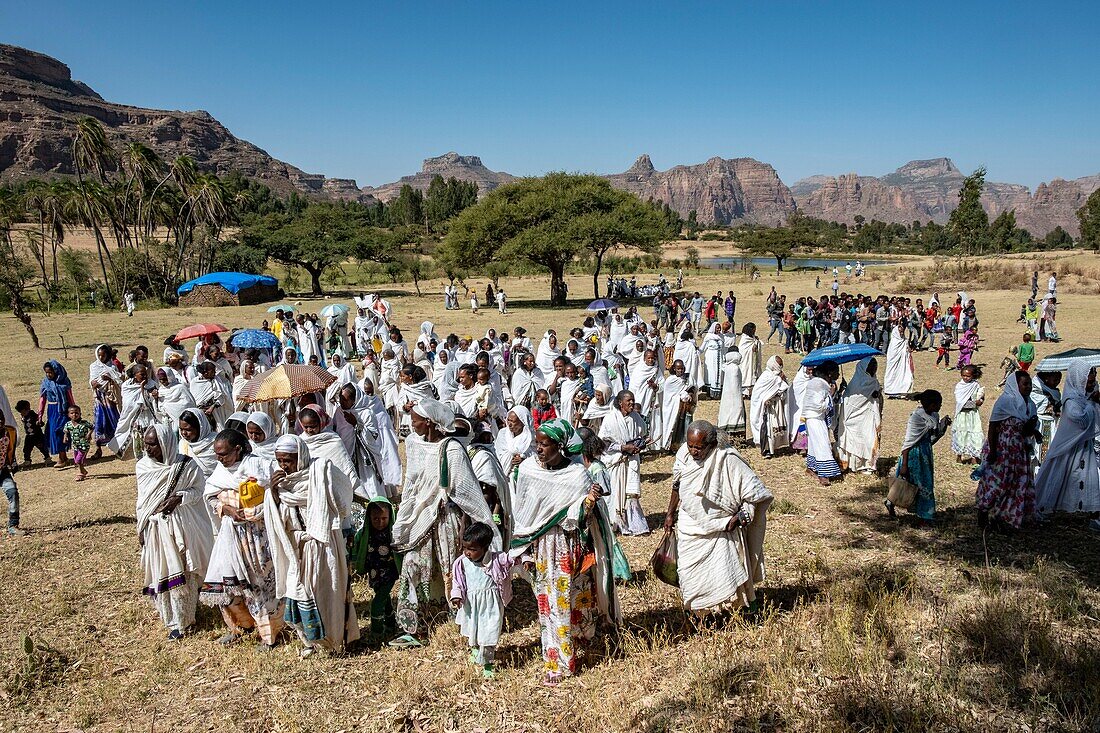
[[1, 254, 1099, 732]]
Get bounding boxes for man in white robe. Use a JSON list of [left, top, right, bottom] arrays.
[[717, 351, 744, 433], [738, 324, 763, 397], [883, 323, 914, 397], [663, 421, 772, 613]]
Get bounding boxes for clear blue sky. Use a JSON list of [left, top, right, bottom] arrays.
[[5, 0, 1099, 189]]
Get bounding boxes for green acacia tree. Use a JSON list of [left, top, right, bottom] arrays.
[[442, 173, 662, 304], [1077, 188, 1100, 251]]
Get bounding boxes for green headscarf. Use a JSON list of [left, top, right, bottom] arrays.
[[536, 417, 583, 456]]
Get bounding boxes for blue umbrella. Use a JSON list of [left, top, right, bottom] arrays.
[[801, 343, 882, 368], [230, 329, 281, 350], [586, 298, 619, 311], [267, 304, 296, 313]]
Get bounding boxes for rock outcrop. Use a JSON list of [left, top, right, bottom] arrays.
[[793, 158, 1100, 235], [604, 155, 797, 226], [360, 152, 516, 201], [0, 44, 374, 202]]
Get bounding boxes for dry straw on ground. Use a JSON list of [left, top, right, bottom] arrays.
[[1, 255, 1098, 732]]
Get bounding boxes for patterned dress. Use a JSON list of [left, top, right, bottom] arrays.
[[532, 526, 597, 677], [976, 417, 1036, 528]]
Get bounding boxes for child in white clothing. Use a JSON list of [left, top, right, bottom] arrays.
[[473, 367, 494, 415], [450, 522, 512, 678]]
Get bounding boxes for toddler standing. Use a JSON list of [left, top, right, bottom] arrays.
[[450, 522, 512, 679], [62, 405, 94, 481], [1017, 333, 1035, 372], [531, 389, 557, 429]]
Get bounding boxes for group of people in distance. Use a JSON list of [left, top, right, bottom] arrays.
[[5, 273, 1095, 685]]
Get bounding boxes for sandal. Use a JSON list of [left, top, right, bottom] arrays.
[[217, 632, 244, 646], [387, 634, 423, 649], [884, 499, 896, 518], [542, 672, 563, 687], [75, 475, 86, 482]]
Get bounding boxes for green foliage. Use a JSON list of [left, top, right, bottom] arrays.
[[685, 246, 700, 270], [213, 240, 269, 274], [424, 175, 478, 231], [948, 167, 990, 255], [1042, 225, 1074, 250], [442, 173, 663, 304], [744, 227, 796, 272], [1077, 188, 1100, 251], [387, 184, 424, 227]]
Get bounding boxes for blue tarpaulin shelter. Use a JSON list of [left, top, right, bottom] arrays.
[[177, 272, 281, 306]]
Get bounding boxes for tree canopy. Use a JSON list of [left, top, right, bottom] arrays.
[[1078, 188, 1100, 251], [441, 173, 664, 304]]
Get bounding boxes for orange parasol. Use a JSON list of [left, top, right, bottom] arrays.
[[239, 364, 336, 403], [175, 323, 229, 341]]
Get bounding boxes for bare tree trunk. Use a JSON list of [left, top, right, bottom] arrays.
[[11, 291, 39, 348]]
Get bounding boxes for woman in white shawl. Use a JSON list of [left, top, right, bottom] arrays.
[[564, 338, 586, 368], [836, 357, 882, 474], [558, 363, 583, 425], [378, 351, 402, 414], [108, 364, 157, 457], [266, 434, 359, 655], [495, 405, 535, 491], [296, 405, 361, 502], [357, 378, 402, 493], [154, 367, 196, 426], [178, 408, 219, 478], [389, 399, 498, 648], [748, 356, 789, 456], [581, 383, 614, 433], [245, 412, 280, 465], [655, 360, 695, 452], [432, 350, 458, 403], [510, 418, 620, 685], [802, 361, 842, 485], [325, 353, 357, 405], [716, 351, 745, 435], [233, 360, 256, 411], [199, 428, 283, 648], [883, 322, 914, 397], [136, 424, 214, 639], [89, 344, 122, 457], [737, 323, 763, 397], [663, 420, 773, 614], [786, 366, 812, 451], [673, 328, 701, 388], [510, 353, 544, 410], [1035, 363, 1100, 516], [699, 323, 725, 398], [629, 348, 662, 429], [190, 361, 233, 431], [598, 390, 650, 535]]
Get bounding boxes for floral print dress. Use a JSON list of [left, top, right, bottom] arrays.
[[532, 526, 597, 678], [976, 417, 1036, 528]]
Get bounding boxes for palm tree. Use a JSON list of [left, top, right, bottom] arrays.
[[71, 116, 118, 302], [0, 186, 41, 347]]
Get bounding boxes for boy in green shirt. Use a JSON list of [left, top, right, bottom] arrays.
[[1017, 333, 1035, 372]]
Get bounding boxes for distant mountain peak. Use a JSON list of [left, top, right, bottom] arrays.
[[891, 158, 962, 179], [627, 154, 655, 174], [421, 152, 486, 173]]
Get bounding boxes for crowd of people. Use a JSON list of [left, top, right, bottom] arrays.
[[2, 271, 1096, 684]]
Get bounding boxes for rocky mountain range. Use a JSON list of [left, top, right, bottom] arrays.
[[2, 43, 1096, 236], [793, 158, 1099, 236], [0, 44, 374, 202]]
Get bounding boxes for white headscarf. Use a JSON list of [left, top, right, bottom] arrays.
[[844, 358, 879, 398], [989, 371, 1035, 423], [411, 398, 456, 433], [246, 412, 279, 461], [494, 405, 534, 473], [535, 333, 561, 374]]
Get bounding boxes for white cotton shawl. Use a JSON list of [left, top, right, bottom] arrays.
[[135, 424, 214, 594], [157, 369, 196, 422], [801, 377, 833, 421], [583, 385, 614, 421], [494, 406, 534, 477], [674, 337, 701, 387], [901, 407, 939, 453], [749, 357, 788, 444], [990, 373, 1036, 423], [837, 359, 881, 461], [301, 428, 361, 500], [509, 456, 590, 544], [535, 335, 561, 374], [954, 379, 983, 416], [786, 367, 812, 442], [884, 325, 914, 396], [510, 366, 544, 409], [179, 407, 219, 477], [392, 434, 499, 551], [738, 334, 763, 389], [629, 357, 661, 417], [717, 352, 745, 429], [246, 412, 279, 462], [599, 408, 646, 515]]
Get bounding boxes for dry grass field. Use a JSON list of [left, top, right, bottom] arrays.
[[1, 251, 1099, 732]]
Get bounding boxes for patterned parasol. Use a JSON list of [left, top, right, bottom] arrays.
[[239, 364, 336, 402]]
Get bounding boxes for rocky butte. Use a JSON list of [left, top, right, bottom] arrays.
[[359, 152, 516, 202], [0, 44, 374, 202], [793, 158, 1099, 236]]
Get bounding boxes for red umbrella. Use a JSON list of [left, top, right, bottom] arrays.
[[175, 323, 229, 341]]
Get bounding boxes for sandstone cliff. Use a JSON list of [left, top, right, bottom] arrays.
[[360, 152, 516, 201], [0, 44, 374, 202], [604, 154, 797, 226]]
